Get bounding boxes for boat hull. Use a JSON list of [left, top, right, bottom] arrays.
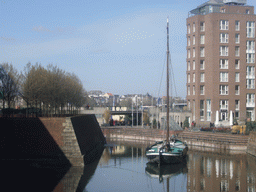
[[145, 139, 188, 164]]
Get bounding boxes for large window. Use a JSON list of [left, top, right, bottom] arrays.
[[220, 33, 228, 43], [247, 21, 255, 38], [220, 59, 228, 69], [220, 20, 229, 30], [220, 46, 228, 56], [247, 66, 255, 78], [247, 79, 255, 89], [247, 40, 255, 53], [246, 65, 255, 89], [247, 93, 255, 106], [220, 85, 228, 95], [220, 72, 228, 82]]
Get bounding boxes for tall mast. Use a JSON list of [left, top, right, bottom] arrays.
[[166, 17, 170, 143]]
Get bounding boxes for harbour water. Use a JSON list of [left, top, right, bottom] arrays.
[[2, 141, 256, 191]]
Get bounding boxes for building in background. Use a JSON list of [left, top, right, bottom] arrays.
[[186, 0, 256, 126]]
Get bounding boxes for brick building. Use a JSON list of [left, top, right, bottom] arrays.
[[186, 0, 256, 127]]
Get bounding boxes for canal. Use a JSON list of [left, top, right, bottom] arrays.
[[2, 140, 256, 191]]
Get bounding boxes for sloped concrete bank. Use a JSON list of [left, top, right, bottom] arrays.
[[0, 115, 106, 167]]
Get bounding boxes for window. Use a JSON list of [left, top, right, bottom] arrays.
[[188, 24, 191, 34], [221, 8, 226, 13], [192, 36, 195, 45], [209, 5, 213, 13], [193, 60, 195, 70], [247, 53, 255, 63], [193, 23, 196, 32], [235, 100, 240, 110], [193, 48, 195, 58], [247, 40, 255, 53], [200, 85, 205, 95], [188, 49, 191, 58], [235, 73, 240, 82], [247, 79, 255, 89], [200, 73, 205, 82], [187, 36, 191, 46], [206, 100, 211, 121], [235, 34, 240, 44], [200, 100, 204, 121], [220, 72, 228, 82], [246, 9, 250, 14], [235, 46, 240, 56], [220, 46, 228, 56], [220, 20, 228, 30], [247, 21, 255, 38], [188, 61, 190, 71], [235, 21, 240, 31], [235, 59, 240, 69], [235, 85, 240, 95], [188, 86, 190, 95], [193, 85, 195, 95], [247, 93, 255, 106], [220, 100, 228, 110], [247, 66, 255, 78], [220, 85, 228, 95], [200, 47, 205, 57], [220, 59, 228, 69], [200, 22, 205, 31], [193, 73, 195, 82], [200, 60, 205, 70], [200, 34, 205, 44], [188, 74, 190, 83], [220, 33, 228, 43]]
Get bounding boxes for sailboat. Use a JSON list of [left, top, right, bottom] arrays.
[[145, 18, 188, 164]]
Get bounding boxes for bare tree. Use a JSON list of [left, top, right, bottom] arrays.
[[0, 63, 20, 108]]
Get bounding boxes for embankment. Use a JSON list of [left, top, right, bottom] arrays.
[[0, 115, 106, 166]]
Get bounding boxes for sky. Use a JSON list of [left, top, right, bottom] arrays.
[[1, 0, 256, 98]]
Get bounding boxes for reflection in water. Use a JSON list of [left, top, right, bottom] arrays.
[[4, 142, 256, 191], [187, 150, 256, 192], [145, 162, 188, 191]]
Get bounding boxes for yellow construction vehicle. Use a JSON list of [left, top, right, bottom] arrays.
[[231, 125, 246, 134]]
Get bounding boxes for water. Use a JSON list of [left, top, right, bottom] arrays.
[[2, 141, 256, 192]]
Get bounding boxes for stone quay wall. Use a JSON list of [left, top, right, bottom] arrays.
[[247, 131, 256, 157], [101, 127, 252, 153], [0, 115, 105, 167]]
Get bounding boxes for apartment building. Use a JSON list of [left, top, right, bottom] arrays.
[[186, 0, 256, 126]]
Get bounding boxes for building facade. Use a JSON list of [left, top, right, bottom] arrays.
[[186, 0, 256, 127]]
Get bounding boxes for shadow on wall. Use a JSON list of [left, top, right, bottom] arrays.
[[71, 115, 106, 164], [0, 117, 71, 191]]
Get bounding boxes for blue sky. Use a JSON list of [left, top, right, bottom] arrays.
[[1, 0, 256, 98]]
